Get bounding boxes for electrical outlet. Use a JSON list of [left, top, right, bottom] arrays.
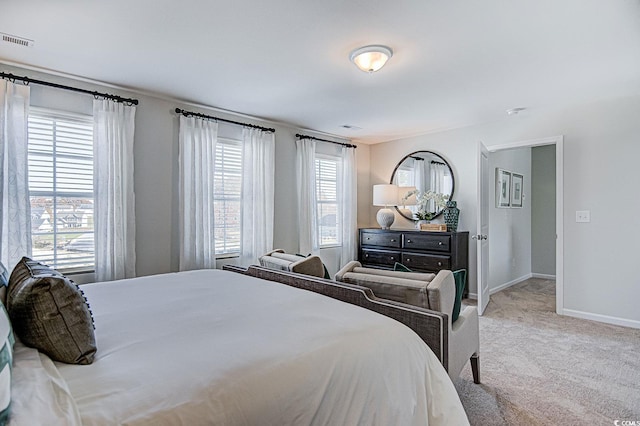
[[576, 210, 590, 223]]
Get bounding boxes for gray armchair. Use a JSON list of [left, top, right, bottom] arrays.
[[335, 261, 480, 383], [258, 249, 325, 278]]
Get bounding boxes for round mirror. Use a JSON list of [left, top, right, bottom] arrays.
[[390, 151, 455, 221]]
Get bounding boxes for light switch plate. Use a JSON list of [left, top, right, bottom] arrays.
[[576, 210, 590, 223]]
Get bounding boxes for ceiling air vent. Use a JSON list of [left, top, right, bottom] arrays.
[[1, 33, 34, 47], [341, 125, 362, 131]]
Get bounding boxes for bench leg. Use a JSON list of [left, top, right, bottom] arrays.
[[471, 353, 480, 384]]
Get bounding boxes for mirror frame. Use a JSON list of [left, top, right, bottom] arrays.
[[389, 150, 456, 221]]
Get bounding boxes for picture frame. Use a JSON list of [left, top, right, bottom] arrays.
[[495, 168, 511, 208], [511, 173, 523, 208]]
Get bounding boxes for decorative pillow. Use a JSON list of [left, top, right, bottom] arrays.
[[391, 262, 466, 323], [0, 303, 15, 425], [296, 253, 331, 279], [393, 262, 412, 272], [0, 262, 9, 306], [6, 257, 96, 365], [451, 269, 467, 323]]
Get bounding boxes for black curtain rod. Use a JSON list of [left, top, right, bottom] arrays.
[[411, 156, 424, 161], [0, 72, 138, 105], [295, 134, 357, 149], [431, 160, 445, 165], [175, 108, 275, 133]]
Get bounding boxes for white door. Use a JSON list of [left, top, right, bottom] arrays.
[[476, 142, 490, 315]]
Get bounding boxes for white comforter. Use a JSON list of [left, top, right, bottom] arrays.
[[10, 269, 468, 425]]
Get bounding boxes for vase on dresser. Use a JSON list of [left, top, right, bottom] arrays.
[[444, 200, 460, 232]]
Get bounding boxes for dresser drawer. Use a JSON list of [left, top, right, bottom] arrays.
[[361, 231, 401, 248], [361, 249, 402, 266], [402, 253, 451, 271], [402, 233, 450, 252]]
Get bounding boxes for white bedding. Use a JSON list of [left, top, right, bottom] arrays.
[[11, 269, 468, 425]]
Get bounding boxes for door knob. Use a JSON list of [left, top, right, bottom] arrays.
[[472, 235, 488, 240]]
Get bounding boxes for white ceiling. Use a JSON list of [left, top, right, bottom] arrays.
[[1, 0, 639, 144]]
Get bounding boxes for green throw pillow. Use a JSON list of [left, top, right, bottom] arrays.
[[1, 303, 15, 425], [451, 269, 467, 323], [393, 262, 412, 272], [0, 262, 8, 306]]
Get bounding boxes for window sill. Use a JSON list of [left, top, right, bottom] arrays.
[[59, 268, 95, 276], [319, 245, 342, 250], [215, 254, 240, 260]]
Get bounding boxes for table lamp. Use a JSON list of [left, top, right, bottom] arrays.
[[373, 184, 398, 229]]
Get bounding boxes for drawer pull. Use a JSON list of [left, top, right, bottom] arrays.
[[366, 237, 371, 240], [365, 254, 369, 258], [407, 239, 412, 243], [406, 258, 411, 262], [438, 241, 443, 246], [437, 261, 442, 266], [390, 239, 396, 242], [390, 257, 395, 261]]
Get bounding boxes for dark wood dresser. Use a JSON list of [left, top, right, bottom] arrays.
[[358, 228, 469, 295]]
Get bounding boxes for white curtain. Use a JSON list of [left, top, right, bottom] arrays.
[[413, 158, 423, 192], [178, 116, 218, 271], [429, 161, 446, 211], [240, 128, 275, 266], [430, 161, 446, 193], [93, 99, 137, 281], [296, 139, 318, 256], [0, 81, 31, 270], [339, 146, 357, 265]]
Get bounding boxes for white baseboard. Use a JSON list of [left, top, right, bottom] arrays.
[[563, 309, 640, 330], [489, 273, 532, 295], [532, 273, 556, 280], [466, 292, 477, 300]]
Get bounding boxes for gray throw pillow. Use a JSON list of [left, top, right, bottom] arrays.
[[7, 257, 96, 364]]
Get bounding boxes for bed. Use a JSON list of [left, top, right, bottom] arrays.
[[7, 267, 468, 425]]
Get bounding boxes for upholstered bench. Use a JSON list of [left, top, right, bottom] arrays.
[[258, 249, 325, 278], [335, 261, 480, 382]]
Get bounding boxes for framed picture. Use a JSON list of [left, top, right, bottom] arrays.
[[511, 173, 523, 208], [495, 168, 511, 208]]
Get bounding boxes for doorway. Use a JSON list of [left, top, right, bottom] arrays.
[[476, 136, 564, 315]]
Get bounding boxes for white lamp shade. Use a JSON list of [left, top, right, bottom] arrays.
[[398, 186, 417, 206], [373, 184, 398, 206]]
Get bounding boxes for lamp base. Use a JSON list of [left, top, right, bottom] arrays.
[[376, 208, 395, 230]]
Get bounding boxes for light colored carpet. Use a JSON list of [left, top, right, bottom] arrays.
[[454, 278, 640, 425]]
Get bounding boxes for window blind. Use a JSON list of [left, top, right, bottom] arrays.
[[315, 156, 341, 247], [28, 110, 95, 271], [214, 138, 242, 255]]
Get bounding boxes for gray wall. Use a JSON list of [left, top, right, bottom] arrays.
[[368, 94, 640, 327], [488, 147, 532, 291], [4, 63, 371, 281], [531, 145, 556, 276]]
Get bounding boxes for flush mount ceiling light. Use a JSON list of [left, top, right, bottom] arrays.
[[349, 45, 393, 73]]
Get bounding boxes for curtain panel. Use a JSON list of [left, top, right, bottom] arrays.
[[240, 128, 275, 266], [93, 99, 137, 281], [0, 81, 31, 270], [178, 116, 218, 271], [339, 146, 357, 265], [295, 139, 318, 256]]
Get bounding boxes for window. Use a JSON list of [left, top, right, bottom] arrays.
[[315, 155, 341, 247], [28, 109, 95, 272], [213, 137, 242, 255]]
